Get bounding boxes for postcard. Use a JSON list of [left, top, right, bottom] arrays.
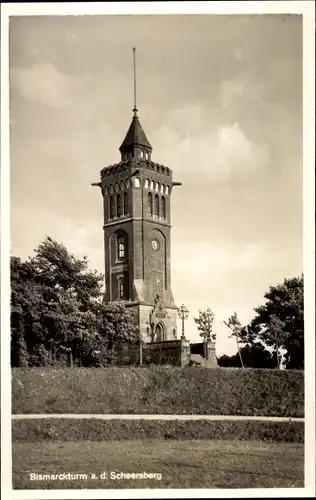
[[1, 2, 315, 499]]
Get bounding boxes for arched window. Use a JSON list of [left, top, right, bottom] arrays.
[[145, 179, 149, 188], [134, 177, 140, 188], [161, 196, 166, 219], [156, 182, 160, 193], [150, 180, 154, 190], [140, 150, 144, 159], [123, 192, 128, 215], [117, 236, 125, 260], [117, 194, 122, 217], [160, 184, 164, 194], [165, 186, 169, 195], [109, 196, 114, 219], [154, 194, 159, 217], [147, 192, 153, 217], [118, 276, 124, 299]]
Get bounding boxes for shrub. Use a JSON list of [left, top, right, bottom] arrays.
[[12, 418, 304, 443], [11, 367, 304, 417]]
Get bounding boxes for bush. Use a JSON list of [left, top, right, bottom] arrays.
[[12, 418, 304, 443], [11, 367, 304, 417]]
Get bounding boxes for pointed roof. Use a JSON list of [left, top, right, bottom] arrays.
[[119, 109, 152, 152]]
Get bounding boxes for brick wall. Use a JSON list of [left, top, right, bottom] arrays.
[[113, 339, 191, 367]]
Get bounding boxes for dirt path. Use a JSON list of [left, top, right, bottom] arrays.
[[12, 414, 303, 421]]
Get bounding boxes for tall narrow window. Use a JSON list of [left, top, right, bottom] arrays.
[[109, 196, 114, 219], [154, 194, 159, 217], [123, 192, 128, 216], [148, 192, 153, 217], [117, 194, 121, 217], [161, 196, 166, 219], [117, 236, 125, 260], [118, 277, 124, 299]]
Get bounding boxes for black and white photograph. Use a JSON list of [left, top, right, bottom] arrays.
[[1, 1, 315, 499]]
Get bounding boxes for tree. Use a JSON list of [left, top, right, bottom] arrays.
[[248, 276, 304, 369], [93, 301, 140, 365], [223, 312, 248, 368], [218, 344, 277, 369], [10, 257, 46, 366], [30, 237, 104, 366], [10, 237, 138, 367], [194, 308, 216, 342]]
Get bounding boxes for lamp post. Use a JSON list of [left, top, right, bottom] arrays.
[[177, 304, 189, 339]]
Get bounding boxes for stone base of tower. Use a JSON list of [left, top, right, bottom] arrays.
[[125, 302, 178, 343]]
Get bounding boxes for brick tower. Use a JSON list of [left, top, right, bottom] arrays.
[[92, 51, 180, 342]]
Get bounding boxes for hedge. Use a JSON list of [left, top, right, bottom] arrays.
[[12, 418, 304, 443], [11, 367, 304, 417]]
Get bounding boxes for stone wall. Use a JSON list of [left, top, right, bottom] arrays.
[[113, 339, 217, 368], [190, 341, 218, 368], [114, 338, 191, 367]]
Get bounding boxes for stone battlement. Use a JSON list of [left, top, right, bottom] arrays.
[[101, 160, 172, 178]]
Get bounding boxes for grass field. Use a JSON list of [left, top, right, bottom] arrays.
[[12, 439, 304, 489]]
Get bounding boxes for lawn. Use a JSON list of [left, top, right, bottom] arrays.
[[12, 439, 304, 489]]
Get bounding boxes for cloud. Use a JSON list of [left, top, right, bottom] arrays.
[[11, 205, 104, 273], [221, 75, 247, 109], [151, 107, 269, 184], [10, 63, 76, 107], [171, 241, 281, 354], [172, 241, 279, 286]]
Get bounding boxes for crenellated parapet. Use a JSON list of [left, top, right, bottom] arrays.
[[101, 160, 172, 179]]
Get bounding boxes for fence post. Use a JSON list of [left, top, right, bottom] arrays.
[[139, 340, 143, 366]]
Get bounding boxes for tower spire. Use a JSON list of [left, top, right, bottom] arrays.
[[133, 47, 138, 115], [119, 47, 152, 158]]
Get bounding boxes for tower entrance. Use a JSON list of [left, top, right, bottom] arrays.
[[154, 323, 165, 342]]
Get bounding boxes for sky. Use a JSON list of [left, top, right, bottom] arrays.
[[9, 13, 303, 356]]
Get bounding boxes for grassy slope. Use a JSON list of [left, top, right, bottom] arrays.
[[12, 367, 304, 417], [12, 439, 304, 489]]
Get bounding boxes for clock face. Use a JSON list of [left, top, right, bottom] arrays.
[[152, 239, 159, 251]]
